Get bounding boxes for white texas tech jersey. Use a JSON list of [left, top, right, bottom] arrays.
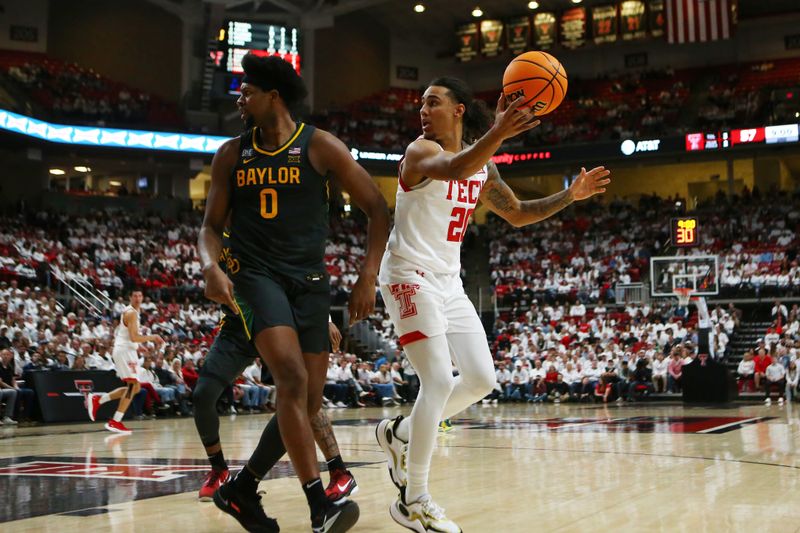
[[114, 305, 139, 350], [384, 154, 488, 276]]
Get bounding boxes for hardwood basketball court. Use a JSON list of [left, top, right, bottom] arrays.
[[2, 402, 798, 532]]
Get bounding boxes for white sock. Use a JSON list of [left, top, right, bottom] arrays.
[[397, 332, 494, 440], [100, 393, 111, 404], [406, 461, 430, 503], [400, 336, 455, 502], [440, 333, 496, 420], [113, 411, 124, 422]]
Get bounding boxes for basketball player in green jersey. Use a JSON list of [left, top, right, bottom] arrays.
[[198, 53, 389, 532], [194, 233, 359, 506]]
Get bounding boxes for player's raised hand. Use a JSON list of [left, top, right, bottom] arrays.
[[569, 166, 611, 201], [492, 93, 541, 141], [203, 264, 238, 315], [348, 275, 376, 325]]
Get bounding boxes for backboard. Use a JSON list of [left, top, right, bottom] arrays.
[[650, 255, 719, 297]]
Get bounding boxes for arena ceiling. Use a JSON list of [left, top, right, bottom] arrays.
[[207, 0, 800, 53]]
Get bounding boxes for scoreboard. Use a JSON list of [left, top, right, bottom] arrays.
[[671, 217, 699, 248], [685, 123, 799, 151], [213, 21, 301, 90]]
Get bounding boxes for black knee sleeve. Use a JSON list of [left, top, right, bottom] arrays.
[[193, 376, 228, 447]]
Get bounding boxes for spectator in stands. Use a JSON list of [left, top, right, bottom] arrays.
[[0, 349, 20, 425], [737, 350, 756, 392], [764, 356, 786, 405], [507, 362, 529, 402], [651, 353, 668, 393], [371, 363, 397, 406], [667, 350, 683, 393], [753, 347, 772, 392], [182, 358, 199, 390], [627, 359, 654, 401], [390, 362, 408, 404], [495, 362, 511, 401]]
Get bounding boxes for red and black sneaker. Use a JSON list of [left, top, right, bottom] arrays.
[[213, 480, 279, 533], [199, 468, 229, 501], [325, 469, 359, 505]]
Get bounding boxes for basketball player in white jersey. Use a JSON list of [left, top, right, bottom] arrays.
[[376, 77, 611, 532], [87, 290, 164, 434]]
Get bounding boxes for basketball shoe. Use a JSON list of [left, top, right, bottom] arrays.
[[214, 479, 279, 533], [311, 500, 360, 532], [87, 393, 102, 421], [199, 468, 229, 501], [437, 419, 454, 433], [390, 494, 462, 533], [104, 420, 132, 434], [376, 416, 408, 493], [325, 468, 359, 505]]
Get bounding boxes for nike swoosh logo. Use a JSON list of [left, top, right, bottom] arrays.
[[243, 157, 257, 164], [336, 481, 351, 492]]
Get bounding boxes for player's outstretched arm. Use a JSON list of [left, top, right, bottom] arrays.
[[198, 138, 239, 313], [403, 94, 540, 185], [309, 129, 390, 324], [481, 162, 611, 227]]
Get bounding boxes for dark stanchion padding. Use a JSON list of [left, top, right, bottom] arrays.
[[29, 370, 126, 423], [682, 356, 737, 404]]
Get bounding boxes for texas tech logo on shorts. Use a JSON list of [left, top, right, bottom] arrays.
[[390, 283, 420, 319]]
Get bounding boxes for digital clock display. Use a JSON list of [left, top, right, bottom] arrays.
[[671, 217, 699, 247]]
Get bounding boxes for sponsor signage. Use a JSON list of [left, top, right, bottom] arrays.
[[350, 148, 403, 162], [492, 151, 552, 165], [621, 138, 661, 155]]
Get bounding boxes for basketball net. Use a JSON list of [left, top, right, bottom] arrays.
[[674, 287, 694, 307]]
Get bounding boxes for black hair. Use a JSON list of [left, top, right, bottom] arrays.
[[427, 76, 493, 143], [241, 53, 308, 115]]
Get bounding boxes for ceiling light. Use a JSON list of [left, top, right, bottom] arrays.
[[413, 2, 425, 13], [571, 0, 582, 3], [472, 6, 483, 17], [74, 166, 91, 172], [49, 168, 65, 175], [109, 180, 122, 186], [528, 1, 539, 8]]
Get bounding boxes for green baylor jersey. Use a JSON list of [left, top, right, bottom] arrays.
[[229, 123, 329, 279]]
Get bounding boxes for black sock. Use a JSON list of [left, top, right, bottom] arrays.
[[326, 455, 346, 473], [234, 464, 261, 494], [207, 447, 228, 472], [303, 478, 327, 521]]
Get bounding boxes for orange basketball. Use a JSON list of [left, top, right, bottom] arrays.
[[502, 51, 568, 116]]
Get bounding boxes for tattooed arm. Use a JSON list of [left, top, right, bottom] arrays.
[[480, 162, 611, 227]]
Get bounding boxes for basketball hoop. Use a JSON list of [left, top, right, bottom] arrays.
[[674, 287, 694, 307]]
